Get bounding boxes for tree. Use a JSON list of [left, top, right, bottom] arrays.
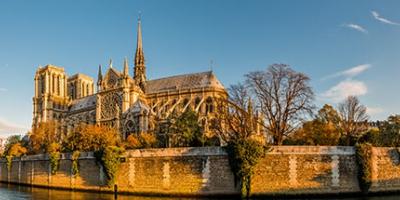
[[64, 124, 120, 152], [285, 104, 341, 146], [29, 121, 62, 154], [125, 132, 158, 149], [211, 83, 265, 144], [7, 143, 27, 157], [245, 64, 315, 145], [3, 135, 28, 170], [3, 135, 23, 156], [375, 115, 400, 147], [168, 109, 204, 147], [338, 96, 369, 145], [317, 104, 341, 125], [210, 83, 269, 198]]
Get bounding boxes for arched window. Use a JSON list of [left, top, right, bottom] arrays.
[[133, 115, 140, 133], [205, 97, 214, 114], [57, 76, 60, 95], [183, 98, 189, 107], [195, 97, 201, 108], [71, 83, 75, 99], [52, 75, 55, 93], [40, 76, 45, 94], [81, 82, 85, 97]]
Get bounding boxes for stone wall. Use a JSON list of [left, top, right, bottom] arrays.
[[370, 147, 400, 192], [251, 146, 359, 196], [1, 146, 400, 196]]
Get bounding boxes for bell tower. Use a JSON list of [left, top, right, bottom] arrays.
[[32, 65, 68, 126]]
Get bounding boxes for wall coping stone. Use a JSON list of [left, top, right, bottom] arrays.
[[125, 147, 227, 158], [0, 146, 358, 162], [269, 146, 355, 155]]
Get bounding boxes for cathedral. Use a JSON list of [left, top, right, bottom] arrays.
[[32, 19, 227, 141]]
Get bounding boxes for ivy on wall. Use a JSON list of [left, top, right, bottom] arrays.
[[355, 143, 373, 194], [48, 143, 61, 175], [225, 139, 268, 199], [6, 156, 13, 171], [71, 151, 80, 176], [95, 146, 125, 187]]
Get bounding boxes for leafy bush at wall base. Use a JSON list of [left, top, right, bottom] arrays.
[[71, 151, 80, 176], [225, 139, 268, 199], [95, 146, 125, 187], [47, 143, 61, 175], [6, 156, 12, 171], [49, 151, 61, 175], [5, 142, 28, 171], [355, 143, 373, 194]]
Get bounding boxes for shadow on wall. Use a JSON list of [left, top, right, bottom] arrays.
[[251, 146, 360, 196], [388, 149, 400, 166], [0, 153, 103, 190]]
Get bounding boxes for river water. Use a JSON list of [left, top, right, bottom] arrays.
[[1, 183, 400, 200]]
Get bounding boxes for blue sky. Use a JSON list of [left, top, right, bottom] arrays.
[[1, 0, 400, 136]]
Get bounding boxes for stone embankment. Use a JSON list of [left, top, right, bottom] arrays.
[[1, 146, 400, 196]]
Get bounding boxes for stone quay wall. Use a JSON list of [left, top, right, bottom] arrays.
[[1, 146, 400, 196]]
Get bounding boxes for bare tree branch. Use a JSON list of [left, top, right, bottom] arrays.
[[338, 96, 369, 145], [245, 64, 315, 145]]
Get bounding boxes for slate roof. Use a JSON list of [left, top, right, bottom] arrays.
[[145, 71, 225, 94], [70, 95, 96, 112], [127, 99, 150, 113]]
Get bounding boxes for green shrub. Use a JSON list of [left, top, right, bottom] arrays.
[[47, 143, 61, 175], [71, 150, 80, 176], [95, 146, 125, 187], [225, 139, 268, 198], [49, 151, 60, 175], [6, 156, 13, 171], [355, 143, 373, 194], [5, 142, 27, 171]]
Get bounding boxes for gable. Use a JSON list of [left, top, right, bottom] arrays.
[[103, 68, 121, 89]]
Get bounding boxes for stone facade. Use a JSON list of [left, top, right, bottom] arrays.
[[32, 19, 227, 141], [4, 146, 400, 197]]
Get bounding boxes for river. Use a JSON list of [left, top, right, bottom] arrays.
[[1, 183, 400, 200]]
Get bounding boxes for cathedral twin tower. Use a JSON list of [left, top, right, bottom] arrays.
[[32, 18, 227, 142]]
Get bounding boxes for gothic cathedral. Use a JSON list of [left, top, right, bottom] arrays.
[[32, 19, 227, 142]]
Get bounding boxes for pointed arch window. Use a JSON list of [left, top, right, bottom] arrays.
[[205, 97, 214, 114]]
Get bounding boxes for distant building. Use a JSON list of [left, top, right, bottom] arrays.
[[32, 18, 227, 143], [0, 137, 6, 153]]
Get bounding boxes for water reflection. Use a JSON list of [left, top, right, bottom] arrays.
[[0, 183, 219, 200], [1, 183, 400, 200]]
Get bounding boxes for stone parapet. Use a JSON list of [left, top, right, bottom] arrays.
[[1, 146, 400, 197]]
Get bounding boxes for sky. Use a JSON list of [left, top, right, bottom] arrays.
[[1, 0, 400, 137]]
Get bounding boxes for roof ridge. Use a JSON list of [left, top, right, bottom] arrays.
[[147, 71, 212, 82], [71, 94, 96, 102]]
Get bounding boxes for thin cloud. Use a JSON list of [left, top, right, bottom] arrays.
[[342, 64, 371, 77], [0, 118, 28, 136], [0, 88, 7, 92], [321, 79, 368, 103], [372, 11, 399, 25], [344, 23, 368, 33], [366, 107, 384, 115], [322, 64, 371, 80]]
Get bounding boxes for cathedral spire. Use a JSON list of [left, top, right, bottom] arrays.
[[109, 59, 113, 68], [135, 16, 145, 67], [123, 57, 129, 76], [134, 14, 146, 91], [97, 64, 103, 89]]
